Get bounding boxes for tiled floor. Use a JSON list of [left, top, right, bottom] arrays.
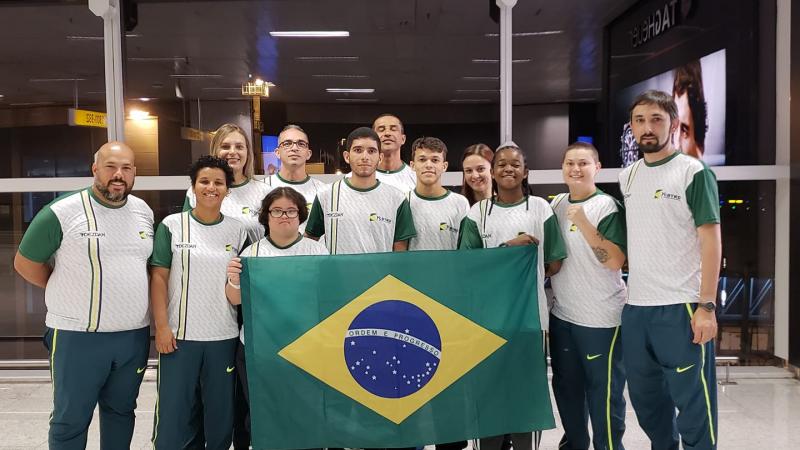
[[0, 366, 797, 449]]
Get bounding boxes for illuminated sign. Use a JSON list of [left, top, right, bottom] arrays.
[[68, 108, 107, 128]]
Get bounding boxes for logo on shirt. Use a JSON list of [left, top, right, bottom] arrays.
[[225, 244, 233, 252], [174, 242, 197, 250], [439, 223, 458, 234], [569, 223, 578, 232], [138, 231, 153, 239], [369, 213, 392, 224], [654, 189, 681, 201], [480, 233, 492, 239], [79, 231, 106, 238], [326, 211, 344, 218], [242, 206, 259, 217]]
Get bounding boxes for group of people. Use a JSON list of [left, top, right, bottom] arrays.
[[13, 88, 722, 450]]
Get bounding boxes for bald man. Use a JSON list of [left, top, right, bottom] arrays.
[[15, 142, 154, 449]]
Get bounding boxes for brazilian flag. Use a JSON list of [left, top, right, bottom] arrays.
[[240, 245, 554, 449]]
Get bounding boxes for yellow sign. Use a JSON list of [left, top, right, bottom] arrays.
[[68, 108, 107, 128]]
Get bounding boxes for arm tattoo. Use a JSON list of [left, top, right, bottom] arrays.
[[592, 246, 610, 263], [595, 231, 606, 242]]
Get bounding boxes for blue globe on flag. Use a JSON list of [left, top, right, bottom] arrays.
[[344, 300, 442, 398]]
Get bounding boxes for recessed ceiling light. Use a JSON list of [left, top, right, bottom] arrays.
[[326, 88, 374, 94], [335, 98, 379, 103], [0, 94, 4, 99], [471, 59, 532, 64], [312, 74, 369, 79], [128, 56, 188, 62], [29, 78, 87, 82], [296, 56, 359, 62], [136, 97, 153, 102], [270, 31, 349, 38], [448, 99, 492, 103], [484, 30, 564, 37], [461, 76, 499, 81], [170, 74, 223, 79], [66, 34, 140, 40], [10, 101, 56, 106]]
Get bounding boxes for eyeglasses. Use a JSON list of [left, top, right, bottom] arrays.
[[268, 208, 300, 218], [278, 139, 309, 150]]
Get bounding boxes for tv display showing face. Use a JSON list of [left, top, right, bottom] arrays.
[[614, 49, 726, 167]]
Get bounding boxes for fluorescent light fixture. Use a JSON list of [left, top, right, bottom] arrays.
[[136, 97, 153, 102], [335, 98, 379, 103], [461, 76, 499, 81], [296, 56, 359, 61], [471, 59, 532, 63], [10, 101, 56, 106], [610, 52, 654, 59], [170, 74, 223, 79], [270, 31, 349, 38], [312, 74, 369, 79], [326, 88, 375, 94], [448, 99, 492, 103], [455, 89, 499, 93], [128, 56, 188, 62], [67, 34, 140, 40], [484, 30, 564, 37], [29, 78, 87, 82], [129, 109, 150, 120]]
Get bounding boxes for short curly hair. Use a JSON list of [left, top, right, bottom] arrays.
[[189, 155, 234, 188]]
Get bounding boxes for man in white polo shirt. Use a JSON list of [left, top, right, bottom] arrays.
[[619, 90, 722, 450], [372, 113, 417, 192], [14, 142, 153, 449]]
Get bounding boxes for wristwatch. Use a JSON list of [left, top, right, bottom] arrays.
[[698, 301, 716, 312]]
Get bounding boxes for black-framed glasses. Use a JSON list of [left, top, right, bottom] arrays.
[[278, 139, 309, 150], [268, 208, 300, 218]]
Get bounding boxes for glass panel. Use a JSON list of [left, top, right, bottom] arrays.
[[0, 190, 185, 360]]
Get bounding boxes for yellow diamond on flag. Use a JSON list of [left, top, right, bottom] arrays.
[[278, 275, 506, 424]]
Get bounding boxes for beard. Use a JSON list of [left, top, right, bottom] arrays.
[[94, 178, 131, 202], [637, 135, 670, 153]]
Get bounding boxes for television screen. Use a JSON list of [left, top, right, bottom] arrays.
[[613, 49, 727, 167], [262, 135, 280, 175]]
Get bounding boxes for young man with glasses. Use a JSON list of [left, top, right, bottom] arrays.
[[265, 124, 327, 232]]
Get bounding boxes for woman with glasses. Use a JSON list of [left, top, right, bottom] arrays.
[[224, 187, 328, 437], [184, 123, 271, 243], [264, 124, 327, 232], [150, 156, 248, 449]]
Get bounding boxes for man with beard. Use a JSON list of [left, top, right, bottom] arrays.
[[14, 142, 154, 449], [372, 113, 417, 192], [619, 90, 721, 450]]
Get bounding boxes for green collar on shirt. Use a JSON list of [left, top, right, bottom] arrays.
[[267, 233, 303, 249]]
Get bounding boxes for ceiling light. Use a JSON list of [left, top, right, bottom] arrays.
[[136, 97, 152, 102], [326, 88, 374, 94], [471, 59, 532, 63], [461, 76, 499, 81], [129, 109, 150, 120], [128, 56, 188, 62], [448, 99, 492, 103], [0, 94, 4, 99], [484, 30, 564, 37], [170, 74, 223, 79], [312, 74, 369, 79], [270, 31, 349, 38], [10, 101, 56, 106], [66, 33, 140, 40], [29, 78, 87, 82], [335, 98, 379, 103], [296, 56, 359, 62]]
